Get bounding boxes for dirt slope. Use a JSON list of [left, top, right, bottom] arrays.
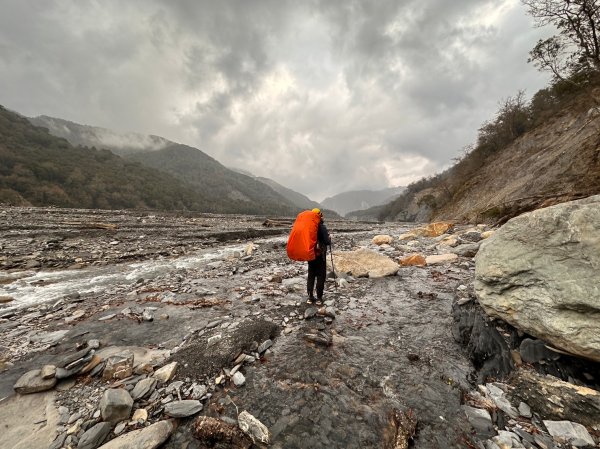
[[433, 99, 600, 223]]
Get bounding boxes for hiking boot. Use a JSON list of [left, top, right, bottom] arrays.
[[306, 296, 315, 304], [315, 299, 323, 306]]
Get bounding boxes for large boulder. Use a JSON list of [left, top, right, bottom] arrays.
[[329, 249, 399, 278], [475, 196, 600, 362]]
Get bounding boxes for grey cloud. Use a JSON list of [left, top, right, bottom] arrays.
[[0, 0, 551, 200]]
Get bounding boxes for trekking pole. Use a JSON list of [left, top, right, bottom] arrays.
[[329, 244, 337, 291]]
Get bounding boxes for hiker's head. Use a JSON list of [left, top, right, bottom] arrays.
[[312, 208, 323, 219]]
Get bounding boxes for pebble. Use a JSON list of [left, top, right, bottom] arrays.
[[232, 371, 246, 387]]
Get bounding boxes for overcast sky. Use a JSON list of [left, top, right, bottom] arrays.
[[0, 0, 551, 201]]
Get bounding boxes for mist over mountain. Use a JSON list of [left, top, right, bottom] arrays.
[[28, 115, 301, 216], [321, 186, 405, 217], [29, 116, 170, 155], [0, 106, 216, 211]]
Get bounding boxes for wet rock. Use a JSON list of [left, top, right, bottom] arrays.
[[238, 410, 270, 445], [102, 352, 134, 380], [329, 248, 399, 278], [153, 362, 178, 383], [519, 338, 561, 364], [192, 415, 252, 448], [475, 195, 600, 362], [14, 369, 57, 394], [100, 389, 133, 423], [452, 302, 513, 382], [77, 422, 112, 449], [543, 420, 595, 447], [462, 405, 495, 438], [232, 372, 246, 387], [164, 400, 203, 418], [96, 420, 174, 449], [399, 254, 426, 267], [425, 253, 458, 265], [28, 329, 69, 345], [131, 378, 157, 400], [372, 235, 393, 245], [511, 369, 600, 427]]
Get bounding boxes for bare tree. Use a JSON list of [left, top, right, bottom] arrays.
[[523, 0, 600, 79]]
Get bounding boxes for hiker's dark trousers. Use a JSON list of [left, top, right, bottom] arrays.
[[307, 256, 326, 299]]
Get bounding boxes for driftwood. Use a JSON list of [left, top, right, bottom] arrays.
[[192, 416, 252, 449], [383, 408, 418, 449]]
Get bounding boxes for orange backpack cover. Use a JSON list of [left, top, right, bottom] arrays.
[[287, 210, 321, 261]]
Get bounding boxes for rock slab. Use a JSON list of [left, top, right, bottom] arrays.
[[14, 369, 57, 394], [163, 400, 203, 418], [543, 420, 595, 447], [77, 422, 112, 449], [97, 420, 174, 449], [475, 195, 600, 362]]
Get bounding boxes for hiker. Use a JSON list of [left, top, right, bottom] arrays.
[[286, 208, 332, 305], [307, 208, 331, 305]]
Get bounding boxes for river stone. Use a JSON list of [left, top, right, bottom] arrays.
[[425, 253, 458, 265], [238, 410, 270, 445], [329, 248, 399, 278], [450, 242, 481, 257], [163, 400, 203, 418], [399, 254, 426, 267], [14, 369, 57, 394], [372, 235, 393, 245], [414, 221, 454, 237], [543, 420, 595, 447], [131, 378, 157, 400], [41, 365, 57, 379], [77, 422, 112, 449], [132, 408, 148, 423], [232, 372, 246, 387], [475, 195, 600, 362], [100, 389, 133, 423], [257, 339, 272, 353], [153, 362, 177, 383], [103, 352, 134, 380], [97, 420, 174, 449], [0, 295, 15, 303], [304, 307, 318, 319]]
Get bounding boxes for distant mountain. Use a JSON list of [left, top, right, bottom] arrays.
[[29, 116, 299, 216], [0, 106, 216, 211], [321, 186, 405, 216], [255, 177, 321, 210]]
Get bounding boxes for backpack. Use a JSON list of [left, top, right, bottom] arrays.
[[286, 210, 321, 261]]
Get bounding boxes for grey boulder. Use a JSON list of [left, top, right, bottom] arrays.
[[14, 369, 57, 394], [100, 389, 133, 423], [475, 195, 600, 362], [78, 422, 112, 449], [163, 400, 203, 418], [97, 420, 174, 449]]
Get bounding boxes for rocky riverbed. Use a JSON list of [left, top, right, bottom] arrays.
[[0, 206, 598, 449]]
